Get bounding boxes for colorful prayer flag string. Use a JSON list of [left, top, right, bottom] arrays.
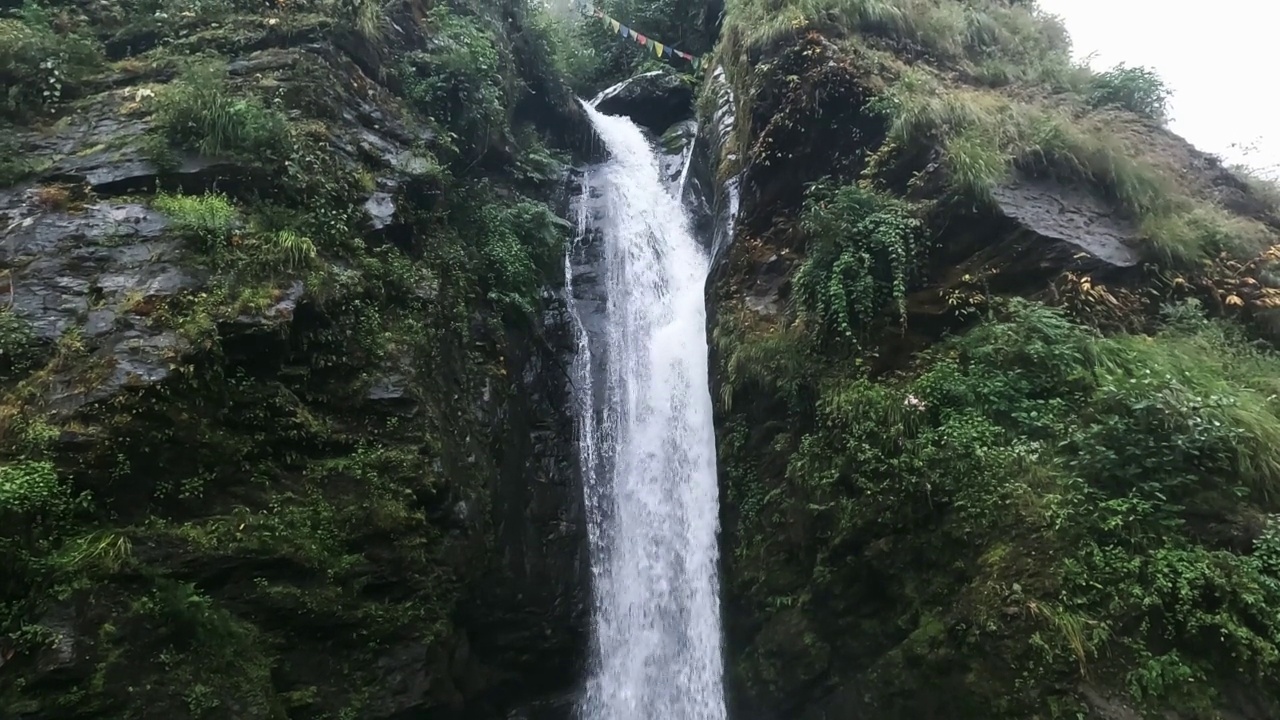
[[586, 5, 705, 72]]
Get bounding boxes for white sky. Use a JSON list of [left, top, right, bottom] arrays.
[[1037, 0, 1280, 179]]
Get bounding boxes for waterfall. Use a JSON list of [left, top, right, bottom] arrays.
[[566, 101, 728, 720]]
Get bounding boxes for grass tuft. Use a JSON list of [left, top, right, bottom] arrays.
[[868, 69, 1274, 265], [720, 0, 1078, 89], [154, 191, 239, 241], [151, 61, 290, 161]]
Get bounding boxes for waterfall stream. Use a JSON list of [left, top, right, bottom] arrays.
[[566, 101, 728, 720]]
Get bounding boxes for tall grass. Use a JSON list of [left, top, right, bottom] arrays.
[[1091, 316, 1280, 501], [870, 69, 1274, 265], [713, 0, 1278, 266], [153, 192, 319, 272], [1232, 164, 1280, 214], [152, 62, 290, 161], [720, 0, 1079, 89], [714, 311, 814, 412]]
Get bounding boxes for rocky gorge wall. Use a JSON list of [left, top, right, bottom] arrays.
[[0, 1, 599, 717], [702, 2, 1280, 719]]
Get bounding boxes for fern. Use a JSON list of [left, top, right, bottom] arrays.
[[792, 180, 925, 343]]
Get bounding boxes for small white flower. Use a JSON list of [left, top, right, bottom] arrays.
[[904, 394, 926, 411]]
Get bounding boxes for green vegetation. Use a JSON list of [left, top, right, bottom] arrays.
[[793, 180, 925, 343], [150, 61, 290, 163], [719, 0, 1081, 90], [5, 0, 1272, 716], [153, 191, 322, 275], [714, 0, 1274, 268], [1086, 62, 1172, 121], [334, 0, 386, 39], [153, 191, 239, 241], [835, 64, 1264, 267], [718, 299, 1280, 716], [707, 0, 1280, 716], [0, 133, 34, 186], [0, 1, 102, 120], [399, 7, 510, 158], [542, 0, 703, 95], [473, 199, 569, 317], [532, 9, 621, 96], [0, 311, 42, 381], [864, 68, 1276, 265]]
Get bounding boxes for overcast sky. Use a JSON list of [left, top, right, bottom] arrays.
[[1037, 0, 1280, 178]]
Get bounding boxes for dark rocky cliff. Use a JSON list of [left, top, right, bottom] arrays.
[[0, 0, 595, 717], [703, 3, 1280, 719]]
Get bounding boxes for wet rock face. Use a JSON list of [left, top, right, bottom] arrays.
[[593, 70, 695, 135], [0, 193, 201, 412], [900, 173, 1147, 329], [462, 284, 589, 720], [930, 173, 1144, 294], [991, 175, 1142, 270]]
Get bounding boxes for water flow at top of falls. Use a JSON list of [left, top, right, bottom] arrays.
[[568, 101, 727, 720]]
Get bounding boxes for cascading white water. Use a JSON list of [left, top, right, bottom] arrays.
[[567, 101, 727, 720]]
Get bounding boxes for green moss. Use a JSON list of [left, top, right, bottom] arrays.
[[719, 297, 1280, 716]]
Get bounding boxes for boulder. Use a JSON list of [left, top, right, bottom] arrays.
[[593, 70, 695, 134]]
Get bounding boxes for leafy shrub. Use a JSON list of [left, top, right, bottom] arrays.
[[151, 61, 290, 161], [734, 297, 1280, 712], [475, 199, 567, 316], [1, 455, 86, 648], [1086, 63, 1172, 122], [793, 181, 925, 342], [0, 2, 102, 120], [399, 7, 508, 158]]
